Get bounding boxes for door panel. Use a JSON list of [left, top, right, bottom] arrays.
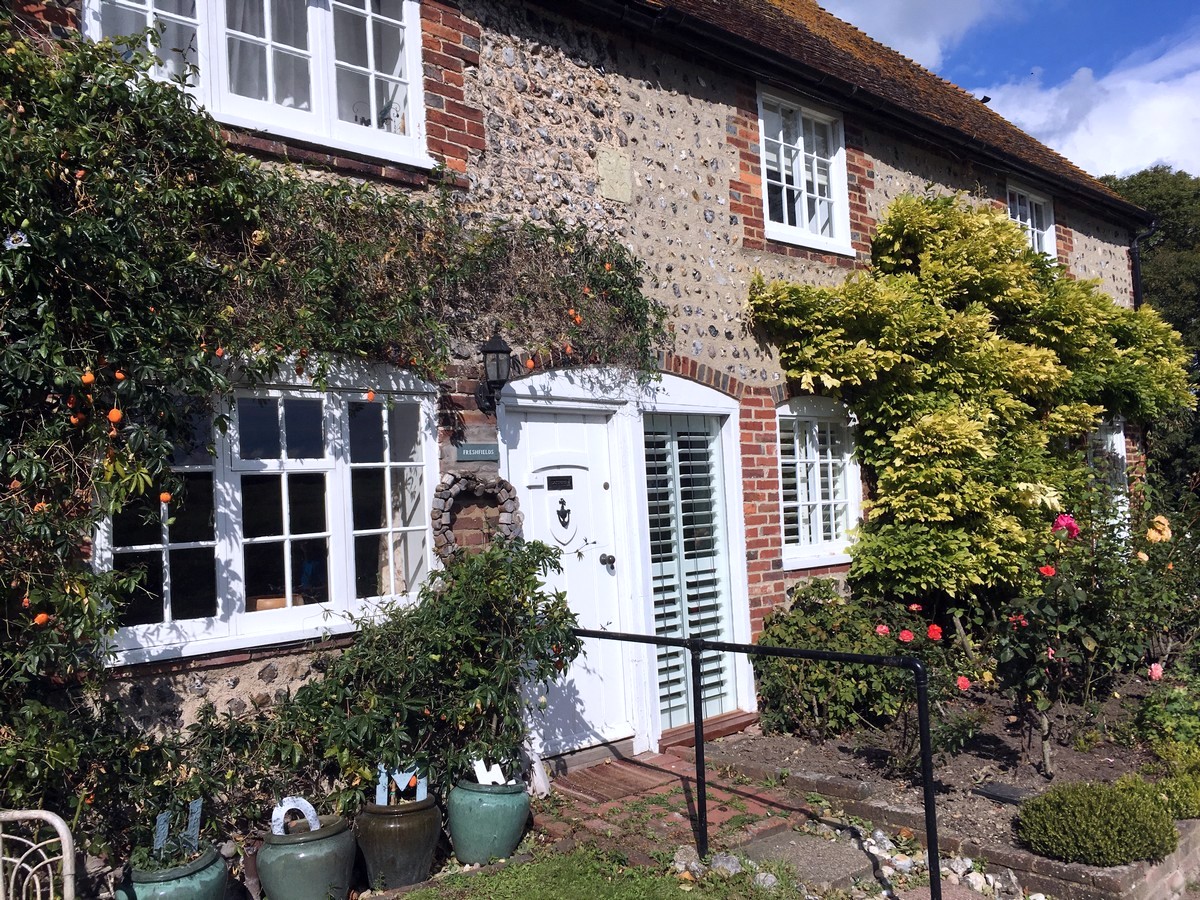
[[643, 414, 736, 730], [506, 410, 633, 755]]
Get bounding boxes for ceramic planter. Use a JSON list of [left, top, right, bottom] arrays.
[[446, 780, 530, 865], [257, 814, 356, 900], [114, 845, 227, 900], [355, 797, 441, 889]]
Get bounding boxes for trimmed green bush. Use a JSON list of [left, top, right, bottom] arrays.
[[1157, 774, 1200, 820], [1017, 781, 1178, 866]]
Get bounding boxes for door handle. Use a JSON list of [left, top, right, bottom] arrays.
[[599, 554, 616, 568]]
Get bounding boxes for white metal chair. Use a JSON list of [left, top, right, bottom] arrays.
[[0, 810, 76, 900]]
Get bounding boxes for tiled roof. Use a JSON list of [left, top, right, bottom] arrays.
[[630, 0, 1145, 221]]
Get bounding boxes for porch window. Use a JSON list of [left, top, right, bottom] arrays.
[[758, 89, 852, 255], [98, 370, 435, 663], [777, 397, 860, 567], [85, 0, 429, 166]]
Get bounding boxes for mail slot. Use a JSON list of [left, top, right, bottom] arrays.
[[547, 476, 574, 491]]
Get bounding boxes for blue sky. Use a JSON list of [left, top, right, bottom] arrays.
[[820, 0, 1200, 177]]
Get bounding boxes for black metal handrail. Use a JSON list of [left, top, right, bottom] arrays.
[[571, 627, 942, 900]]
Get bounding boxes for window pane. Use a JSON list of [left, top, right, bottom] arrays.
[[102, 3, 147, 43], [389, 404, 421, 462], [273, 49, 312, 110], [349, 401, 384, 462], [334, 7, 369, 66], [245, 542, 285, 610], [288, 473, 327, 534], [392, 466, 425, 528], [374, 0, 404, 19], [392, 529, 425, 593], [284, 398, 323, 458], [238, 398, 280, 459], [159, 0, 198, 17], [373, 20, 404, 76], [352, 468, 387, 530], [272, 0, 308, 50], [115, 551, 165, 626], [113, 496, 161, 547], [228, 0, 265, 38], [228, 37, 268, 100], [292, 538, 328, 603], [157, 19, 199, 80], [336, 67, 372, 125], [375, 77, 406, 134], [243, 475, 283, 538], [170, 472, 215, 543], [169, 548, 217, 619], [355, 533, 390, 598], [171, 407, 212, 466]]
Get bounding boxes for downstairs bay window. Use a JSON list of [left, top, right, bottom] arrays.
[[97, 367, 436, 664], [84, 0, 430, 167], [777, 397, 861, 568]]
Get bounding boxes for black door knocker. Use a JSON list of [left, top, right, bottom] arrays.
[[556, 498, 571, 528]]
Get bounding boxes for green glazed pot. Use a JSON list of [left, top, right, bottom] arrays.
[[446, 780, 530, 865], [114, 846, 227, 900], [355, 798, 441, 889], [257, 814, 356, 900]]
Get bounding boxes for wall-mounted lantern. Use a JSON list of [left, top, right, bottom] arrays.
[[475, 330, 512, 414]]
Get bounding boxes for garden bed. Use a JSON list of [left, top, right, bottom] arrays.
[[675, 676, 1200, 899]]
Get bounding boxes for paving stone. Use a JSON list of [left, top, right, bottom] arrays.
[[899, 883, 988, 900], [740, 830, 875, 891]]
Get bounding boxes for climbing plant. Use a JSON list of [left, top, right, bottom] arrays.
[[0, 14, 667, 852]]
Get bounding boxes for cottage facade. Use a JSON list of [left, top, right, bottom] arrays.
[[29, 0, 1148, 760]]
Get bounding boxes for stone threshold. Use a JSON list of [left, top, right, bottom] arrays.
[[668, 744, 1200, 900]]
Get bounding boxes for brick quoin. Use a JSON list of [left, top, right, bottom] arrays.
[[421, 0, 484, 175]]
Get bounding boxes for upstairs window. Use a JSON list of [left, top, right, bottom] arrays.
[[757, 89, 852, 255], [777, 397, 861, 567], [85, 0, 430, 166], [1007, 184, 1056, 256]]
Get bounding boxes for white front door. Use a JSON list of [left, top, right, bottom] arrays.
[[504, 409, 635, 756]]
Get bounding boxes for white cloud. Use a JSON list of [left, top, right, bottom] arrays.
[[976, 33, 1200, 176], [819, 0, 1015, 69]]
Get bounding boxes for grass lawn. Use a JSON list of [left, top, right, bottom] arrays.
[[402, 848, 807, 898]]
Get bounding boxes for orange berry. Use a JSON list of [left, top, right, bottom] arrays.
[[215, 347, 225, 358], [107, 408, 123, 424], [33, 612, 50, 626], [582, 286, 591, 294], [567, 308, 576, 317], [114, 370, 126, 381], [69, 413, 83, 426], [159, 491, 172, 504], [604, 262, 612, 271], [574, 315, 583, 326], [20, 597, 29, 608], [525, 358, 536, 371], [366, 390, 376, 402], [81, 371, 95, 385], [74, 169, 85, 180]]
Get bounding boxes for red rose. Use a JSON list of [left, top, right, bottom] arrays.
[[1038, 565, 1056, 577], [898, 630, 915, 643], [927, 624, 943, 641]]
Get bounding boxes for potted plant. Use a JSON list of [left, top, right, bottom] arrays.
[[354, 767, 441, 889], [115, 802, 227, 900], [255, 797, 356, 900]]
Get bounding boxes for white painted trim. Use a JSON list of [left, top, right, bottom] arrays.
[[1007, 181, 1057, 259], [757, 86, 855, 258]]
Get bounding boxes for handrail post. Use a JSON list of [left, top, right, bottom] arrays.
[[912, 659, 942, 900], [689, 638, 708, 859]]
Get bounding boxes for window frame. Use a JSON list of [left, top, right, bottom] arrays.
[[83, 0, 434, 169], [1007, 183, 1056, 257], [95, 360, 438, 665], [756, 87, 853, 256], [776, 396, 861, 569]]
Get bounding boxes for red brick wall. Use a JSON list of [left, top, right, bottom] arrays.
[[420, 1, 484, 175]]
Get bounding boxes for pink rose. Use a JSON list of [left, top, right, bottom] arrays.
[[1149, 663, 1164, 681], [898, 630, 915, 643], [1053, 514, 1080, 539], [875, 624, 890, 636], [1046, 647, 1056, 660], [956, 676, 971, 691], [908, 604, 922, 612]]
